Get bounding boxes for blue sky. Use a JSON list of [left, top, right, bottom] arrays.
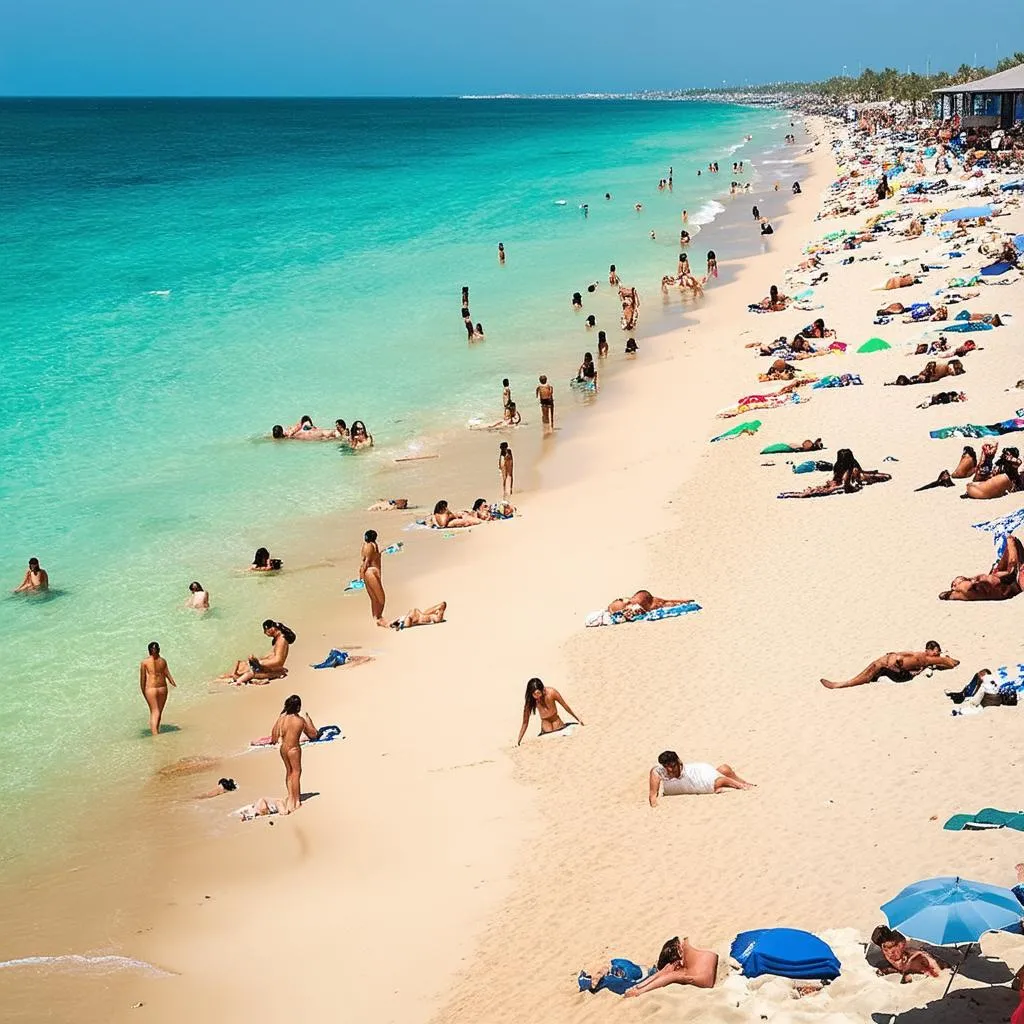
[[3, 0, 1024, 96]]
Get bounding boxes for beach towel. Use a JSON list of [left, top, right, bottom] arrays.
[[710, 420, 761, 442], [730, 929, 841, 981], [812, 374, 862, 389], [584, 602, 702, 628], [938, 321, 994, 333], [981, 261, 1013, 276], [973, 509, 1024, 556], [943, 808, 1024, 832], [930, 418, 1024, 440], [761, 443, 826, 454], [249, 724, 344, 748], [312, 649, 349, 669], [578, 959, 652, 996], [857, 338, 891, 353], [717, 392, 808, 418]]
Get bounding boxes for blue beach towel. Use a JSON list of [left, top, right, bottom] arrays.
[[578, 959, 652, 995], [973, 508, 1024, 556], [312, 649, 349, 669], [981, 262, 1013, 276], [585, 602, 702, 627], [939, 322, 994, 333], [730, 928, 841, 981]]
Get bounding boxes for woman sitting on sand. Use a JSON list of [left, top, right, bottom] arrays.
[[779, 448, 891, 498], [580, 936, 719, 996], [800, 317, 834, 340], [219, 619, 295, 685], [516, 677, 584, 745], [871, 926, 947, 984], [963, 447, 1022, 499], [939, 534, 1024, 602], [606, 590, 693, 617], [649, 751, 754, 804], [249, 547, 282, 572], [756, 285, 789, 311], [428, 500, 478, 529], [349, 420, 374, 447]]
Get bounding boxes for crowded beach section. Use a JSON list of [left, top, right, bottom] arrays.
[[12, 94, 1024, 1024]]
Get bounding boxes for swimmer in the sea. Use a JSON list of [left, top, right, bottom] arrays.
[[609, 264, 619, 285], [186, 580, 210, 611], [14, 556, 48, 593], [585, 314, 596, 329], [140, 641, 177, 736], [367, 498, 409, 511], [497, 242, 505, 264]]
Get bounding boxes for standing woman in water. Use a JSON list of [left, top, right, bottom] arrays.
[[140, 641, 177, 736], [271, 694, 318, 812], [517, 678, 584, 745]]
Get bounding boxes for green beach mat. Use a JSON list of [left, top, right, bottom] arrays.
[[710, 420, 761, 443], [943, 808, 1024, 831], [858, 337, 891, 353]]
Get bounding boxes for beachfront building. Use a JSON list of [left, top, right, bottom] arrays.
[[933, 64, 1024, 128]]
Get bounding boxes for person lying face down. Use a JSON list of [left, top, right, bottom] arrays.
[[940, 534, 1024, 602], [648, 751, 754, 804], [606, 590, 693, 618], [580, 936, 719, 996], [821, 641, 959, 688]]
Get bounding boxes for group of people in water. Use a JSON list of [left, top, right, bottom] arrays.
[[271, 415, 373, 447]]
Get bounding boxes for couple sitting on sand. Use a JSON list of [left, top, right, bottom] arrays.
[[580, 935, 719, 997]]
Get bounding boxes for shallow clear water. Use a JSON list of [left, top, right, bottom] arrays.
[[0, 97, 784, 865]]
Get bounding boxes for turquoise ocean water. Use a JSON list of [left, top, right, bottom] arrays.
[[0, 98, 783, 867]]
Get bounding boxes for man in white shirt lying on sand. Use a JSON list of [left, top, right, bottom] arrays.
[[649, 751, 755, 806]]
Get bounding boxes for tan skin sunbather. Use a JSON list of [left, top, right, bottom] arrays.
[[517, 678, 583, 745], [429, 500, 478, 529], [963, 448, 1021, 499], [940, 535, 1024, 602], [871, 926, 945, 984], [219, 620, 291, 685], [390, 601, 447, 630], [140, 641, 177, 736], [625, 937, 719, 995], [606, 590, 692, 616], [821, 641, 959, 688], [951, 446, 978, 479], [270, 694, 318, 813]]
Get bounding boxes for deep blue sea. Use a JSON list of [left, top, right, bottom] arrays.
[[0, 97, 785, 864]]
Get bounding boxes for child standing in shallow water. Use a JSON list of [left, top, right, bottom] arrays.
[[499, 442, 514, 497]]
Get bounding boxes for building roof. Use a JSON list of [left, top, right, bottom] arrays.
[[934, 63, 1024, 94]]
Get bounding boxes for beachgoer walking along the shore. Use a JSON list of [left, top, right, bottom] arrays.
[[499, 442, 514, 497], [537, 375, 555, 433], [517, 678, 583, 745], [360, 529, 387, 626], [271, 694, 318, 812], [821, 641, 958, 688], [14, 556, 48, 593], [649, 751, 753, 804], [140, 641, 176, 736]]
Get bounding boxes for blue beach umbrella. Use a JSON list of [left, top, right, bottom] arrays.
[[940, 205, 994, 222], [881, 876, 1023, 996]]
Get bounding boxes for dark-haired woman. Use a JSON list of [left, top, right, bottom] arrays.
[[140, 641, 177, 736], [220, 619, 294, 685], [964, 447, 1022, 499], [185, 580, 209, 611], [350, 420, 374, 448], [428, 499, 477, 529], [622, 936, 719, 995], [249, 547, 281, 573], [779, 448, 891, 498], [271, 695, 318, 812], [516, 678, 583, 745]]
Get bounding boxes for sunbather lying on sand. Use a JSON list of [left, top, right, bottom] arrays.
[[390, 601, 447, 629], [886, 359, 965, 386], [649, 750, 754, 803], [367, 498, 409, 511], [237, 797, 290, 821], [753, 285, 789, 311], [779, 448, 890, 498], [915, 470, 955, 491], [870, 926, 947, 983], [580, 937, 719, 996], [821, 641, 959, 688], [962, 447, 1021, 498], [607, 590, 692, 617], [917, 390, 967, 408], [940, 534, 1024, 601], [428, 500, 477, 528], [884, 273, 921, 289]]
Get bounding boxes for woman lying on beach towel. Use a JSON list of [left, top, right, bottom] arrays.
[[389, 601, 447, 630], [886, 359, 965, 386], [939, 534, 1024, 601], [962, 447, 1021, 499], [607, 590, 693, 618], [917, 390, 967, 408], [761, 438, 824, 454], [778, 448, 890, 498], [517, 677, 583, 745], [649, 750, 754, 803], [821, 640, 959, 688], [579, 937, 719, 996]]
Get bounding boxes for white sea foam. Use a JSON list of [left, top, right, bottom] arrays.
[[691, 200, 726, 227], [0, 953, 169, 975]]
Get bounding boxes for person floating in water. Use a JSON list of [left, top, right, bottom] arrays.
[[140, 641, 177, 736], [186, 580, 210, 611], [13, 556, 48, 593]]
